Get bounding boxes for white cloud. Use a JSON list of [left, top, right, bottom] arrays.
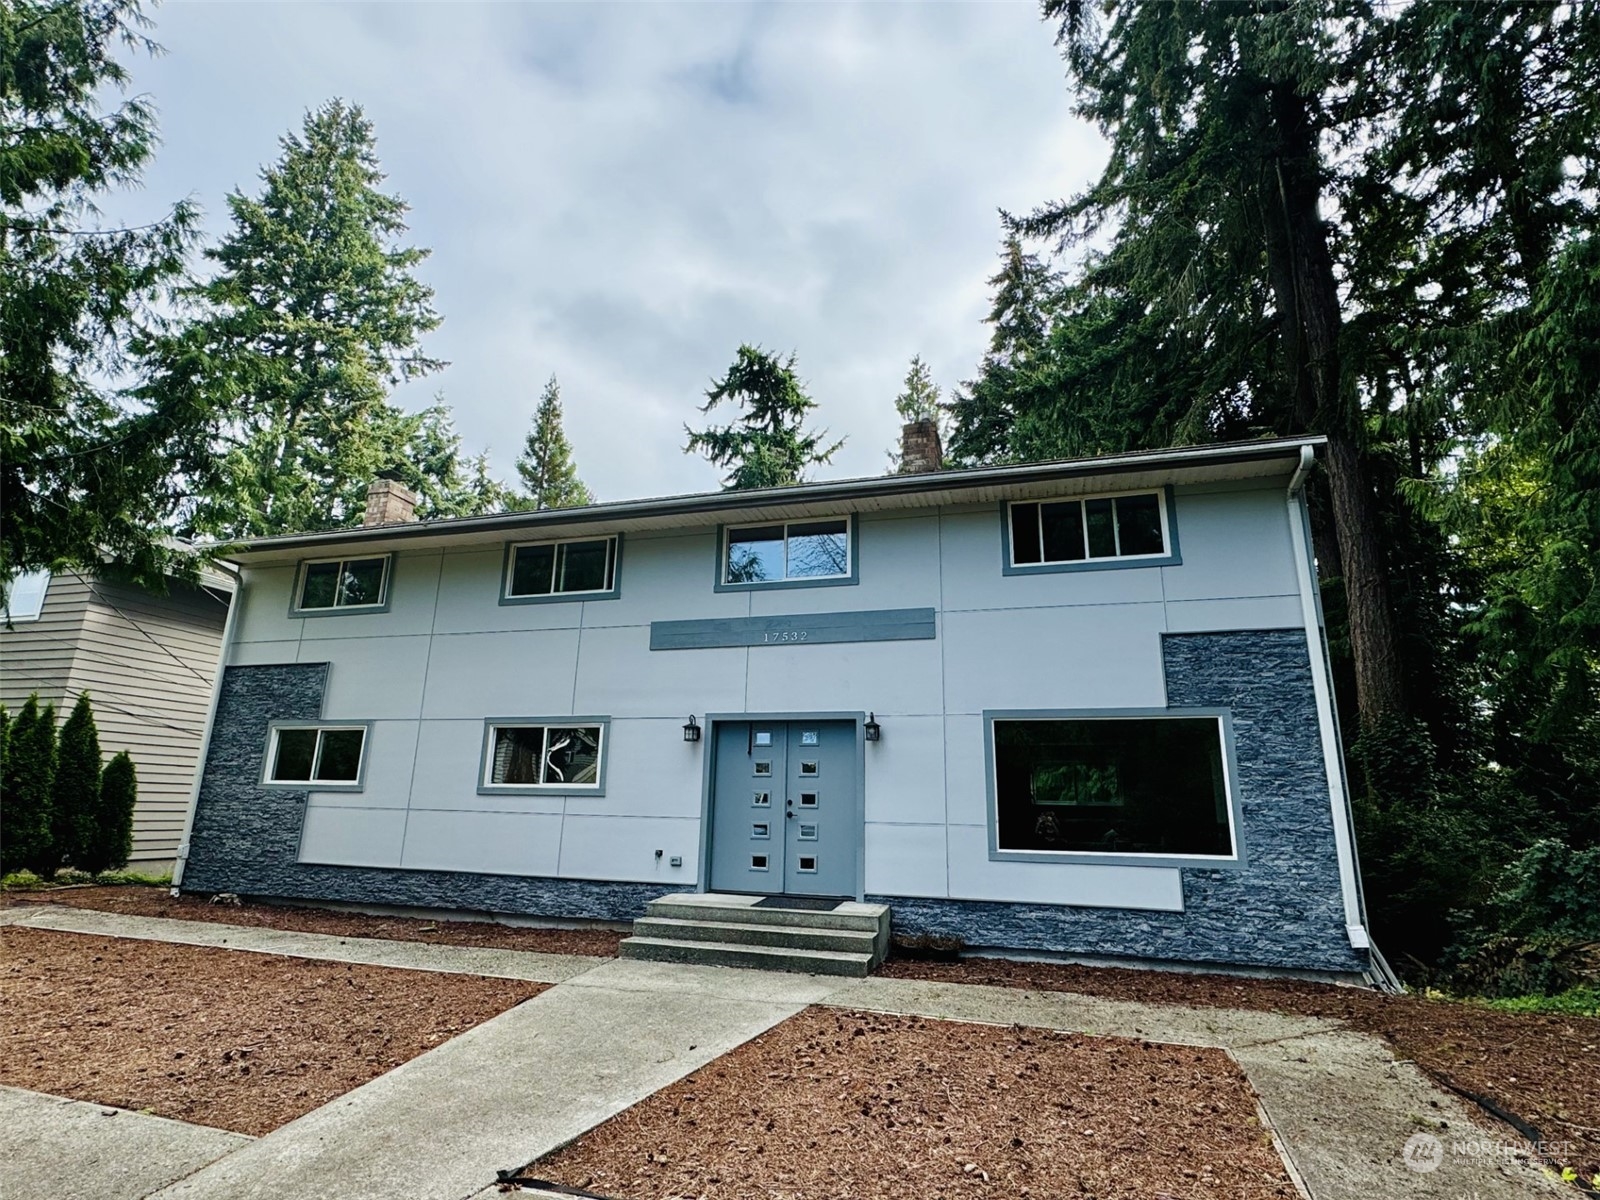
[[118, 0, 1103, 500]]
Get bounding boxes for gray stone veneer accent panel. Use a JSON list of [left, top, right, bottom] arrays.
[[875, 631, 1367, 974], [181, 663, 659, 922]]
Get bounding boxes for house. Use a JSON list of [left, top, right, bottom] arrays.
[[174, 432, 1381, 980], [1, 560, 234, 872]]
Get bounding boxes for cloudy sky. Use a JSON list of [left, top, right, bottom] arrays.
[[111, 2, 1105, 501]]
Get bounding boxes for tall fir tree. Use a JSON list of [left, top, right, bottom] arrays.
[[0, 694, 56, 875], [685, 346, 842, 490], [945, 235, 1056, 467], [154, 99, 447, 538], [85, 750, 136, 874], [48, 692, 101, 873], [1, 0, 213, 597], [515, 376, 594, 509]]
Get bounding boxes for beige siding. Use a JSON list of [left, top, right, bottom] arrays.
[[1, 575, 93, 715], [67, 578, 229, 867], [2, 572, 230, 870]]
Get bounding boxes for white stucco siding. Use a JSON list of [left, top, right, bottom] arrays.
[[227, 478, 1313, 904]]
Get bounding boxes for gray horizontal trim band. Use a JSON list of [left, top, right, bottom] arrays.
[[216, 436, 1326, 557], [650, 607, 936, 650]]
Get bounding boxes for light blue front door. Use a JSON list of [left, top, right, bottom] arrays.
[[708, 719, 858, 897]]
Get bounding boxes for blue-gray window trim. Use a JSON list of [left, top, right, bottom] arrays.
[[477, 716, 611, 796], [983, 707, 1246, 869], [289, 553, 395, 617], [1000, 485, 1181, 576], [499, 534, 623, 606], [260, 719, 373, 791], [712, 517, 860, 592]]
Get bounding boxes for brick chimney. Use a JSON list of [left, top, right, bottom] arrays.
[[363, 478, 419, 526], [899, 419, 943, 474]]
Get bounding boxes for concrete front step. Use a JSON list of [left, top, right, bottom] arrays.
[[620, 893, 892, 977], [631, 916, 880, 955], [644, 893, 887, 934], [618, 936, 874, 977]]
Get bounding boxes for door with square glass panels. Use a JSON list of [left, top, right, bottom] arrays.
[[708, 720, 858, 897]]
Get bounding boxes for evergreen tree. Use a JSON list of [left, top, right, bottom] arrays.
[[946, 235, 1056, 467], [893, 356, 941, 424], [515, 376, 594, 509], [85, 751, 136, 874], [1, 0, 213, 597], [48, 692, 101, 873], [685, 346, 842, 490], [155, 99, 446, 538], [0, 695, 56, 874]]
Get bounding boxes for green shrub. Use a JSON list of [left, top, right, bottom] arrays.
[[0, 869, 46, 890], [1448, 840, 1600, 997], [1479, 985, 1600, 1018], [93, 870, 171, 887], [1, 695, 57, 875], [49, 692, 101, 873], [85, 751, 137, 874]]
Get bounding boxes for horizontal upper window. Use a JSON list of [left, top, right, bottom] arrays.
[[483, 722, 604, 790], [505, 536, 618, 600], [1008, 491, 1169, 567], [723, 518, 851, 586], [991, 715, 1235, 860], [3, 570, 51, 622], [264, 725, 368, 786], [296, 556, 390, 611]]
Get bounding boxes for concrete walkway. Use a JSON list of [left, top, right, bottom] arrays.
[[0, 1086, 250, 1200], [4, 905, 1564, 1200], [2, 902, 598, 983]]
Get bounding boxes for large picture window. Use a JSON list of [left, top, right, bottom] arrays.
[[722, 518, 851, 586], [482, 722, 605, 791], [504, 536, 618, 601], [1007, 491, 1170, 568], [990, 714, 1235, 861], [296, 556, 390, 611], [264, 725, 368, 786]]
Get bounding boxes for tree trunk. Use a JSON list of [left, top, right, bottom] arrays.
[[1264, 83, 1408, 728]]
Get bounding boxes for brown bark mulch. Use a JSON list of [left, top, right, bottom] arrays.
[[2, 885, 624, 957], [882, 955, 1600, 1180], [0, 926, 543, 1135], [528, 1008, 1299, 1200]]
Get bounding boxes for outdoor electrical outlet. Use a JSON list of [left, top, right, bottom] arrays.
[[670, 856, 683, 867]]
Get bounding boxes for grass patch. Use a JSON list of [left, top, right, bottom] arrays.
[[1475, 985, 1600, 1018], [2, 868, 172, 891]]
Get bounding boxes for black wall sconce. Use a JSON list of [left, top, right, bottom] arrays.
[[682, 715, 702, 743], [864, 712, 882, 742]]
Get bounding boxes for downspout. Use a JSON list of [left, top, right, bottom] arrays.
[[1285, 447, 1394, 987], [170, 561, 243, 894]]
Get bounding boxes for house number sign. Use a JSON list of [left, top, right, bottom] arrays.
[[649, 607, 936, 651]]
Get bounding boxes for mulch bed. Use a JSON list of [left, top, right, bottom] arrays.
[[883, 955, 1600, 1180], [2, 885, 624, 957], [0, 926, 543, 1135], [528, 1008, 1298, 1200]]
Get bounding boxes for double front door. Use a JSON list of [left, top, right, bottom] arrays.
[[708, 720, 858, 897]]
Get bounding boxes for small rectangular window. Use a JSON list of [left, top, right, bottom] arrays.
[[506, 537, 618, 599], [296, 557, 390, 611], [992, 716, 1233, 859], [3, 570, 51, 622], [724, 519, 850, 585], [484, 723, 604, 790], [266, 725, 367, 785], [1008, 491, 1169, 568]]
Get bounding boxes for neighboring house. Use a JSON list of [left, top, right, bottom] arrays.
[[1, 562, 234, 872], [176, 433, 1381, 979]]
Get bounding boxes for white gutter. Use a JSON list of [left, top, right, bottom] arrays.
[[1284, 446, 1373, 954], [170, 560, 243, 893]]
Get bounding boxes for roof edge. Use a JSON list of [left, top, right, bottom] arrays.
[[212, 435, 1327, 558]]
